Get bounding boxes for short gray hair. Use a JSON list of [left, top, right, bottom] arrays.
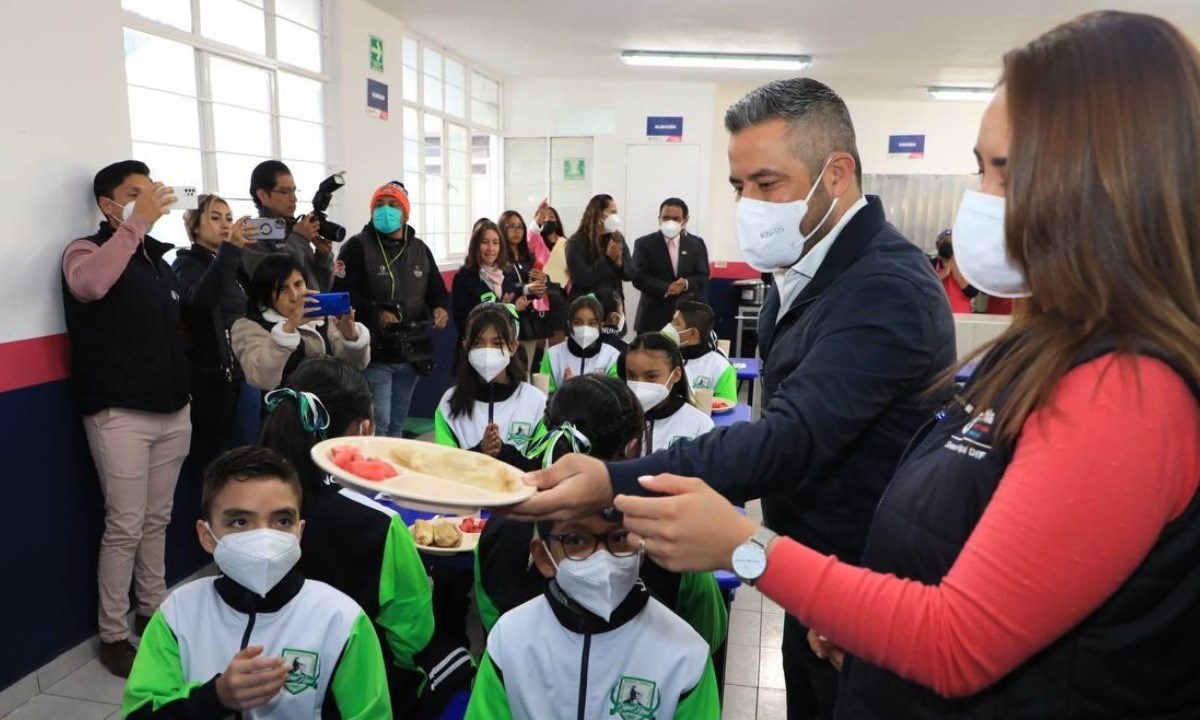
[[725, 78, 862, 184]]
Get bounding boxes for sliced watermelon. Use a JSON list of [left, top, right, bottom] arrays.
[[330, 445, 362, 470], [344, 458, 398, 481]]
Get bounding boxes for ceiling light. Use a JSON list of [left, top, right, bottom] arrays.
[[621, 51, 812, 71], [927, 86, 994, 101]]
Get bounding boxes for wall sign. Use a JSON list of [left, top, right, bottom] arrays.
[[646, 116, 684, 142], [367, 79, 389, 120], [563, 158, 587, 181], [370, 35, 384, 72], [888, 134, 925, 159]]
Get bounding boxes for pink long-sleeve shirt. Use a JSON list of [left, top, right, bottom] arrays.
[[759, 355, 1200, 698], [62, 216, 151, 303]]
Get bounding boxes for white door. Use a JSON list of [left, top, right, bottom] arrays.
[[621, 144, 703, 337]]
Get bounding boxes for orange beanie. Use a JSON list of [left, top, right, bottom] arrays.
[[370, 182, 411, 218]]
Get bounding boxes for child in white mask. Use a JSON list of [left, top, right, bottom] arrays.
[[620, 331, 714, 455], [539, 294, 621, 393]]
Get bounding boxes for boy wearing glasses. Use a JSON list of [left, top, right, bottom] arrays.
[[465, 512, 720, 720], [243, 160, 335, 291]]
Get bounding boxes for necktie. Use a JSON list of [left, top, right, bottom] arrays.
[[667, 236, 679, 275]]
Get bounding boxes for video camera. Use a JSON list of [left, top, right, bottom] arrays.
[[310, 172, 347, 242]]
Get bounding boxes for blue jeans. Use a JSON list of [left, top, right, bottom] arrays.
[[364, 362, 420, 438]]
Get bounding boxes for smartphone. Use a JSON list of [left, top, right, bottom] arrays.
[[304, 292, 352, 318], [248, 217, 288, 241], [166, 185, 199, 210]]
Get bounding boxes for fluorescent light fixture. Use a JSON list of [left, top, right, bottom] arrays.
[[928, 86, 995, 101], [621, 51, 812, 71]]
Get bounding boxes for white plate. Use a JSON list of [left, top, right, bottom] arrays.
[[711, 401, 736, 415], [410, 517, 482, 556], [311, 437, 535, 512]]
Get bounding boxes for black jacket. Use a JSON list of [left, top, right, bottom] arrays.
[[608, 197, 956, 563], [450, 264, 523, 338], [172, 243, 246, 380], [61, 222, 191, 416], [565, 232, 631, 301], [631, 230, 710, 333]]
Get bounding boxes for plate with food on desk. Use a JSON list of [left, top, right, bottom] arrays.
[[311, 437, 534, 513], [711, 398, 736, 415], [410, 516, 488, 555]]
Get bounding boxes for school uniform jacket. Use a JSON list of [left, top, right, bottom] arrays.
[[643, 396, 715, 455], [465, 583, 720, 720], [122, 569, 391, 719], [434, 381, 547, 469], [538, 339, 621, 393], [681, 346, 738, 406]]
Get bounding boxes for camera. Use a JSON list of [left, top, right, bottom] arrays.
[[309, 172, 347, 242], [377, 306, 436, 375]]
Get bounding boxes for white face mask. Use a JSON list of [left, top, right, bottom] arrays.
[[603, 214, 622, 234], [736, 160, 836, 271], [660, 220, 682, 239], [628, 379, 672, 411], [206, 523, 302, 598], [572, 325, 600, 348], [660, 323, 681, 345], [951, 190, 1030, 298], [468, 347, 510, 382], [546, 545, 642, 621], [106, 198, 137, 224]]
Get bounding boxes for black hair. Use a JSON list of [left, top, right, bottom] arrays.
[[675, 296, 716, 339], [499, 210, 532, 263], [618, 332, 692, 406], [258, 357, 374, 500], [450, 303, 525, 418], [93, 160, 150, 202], [575, 194, 621, 258], [246, 254, 305, 316], [201, 446, 302, 521], [546, 375, 643, 462], [541, 206, 566, 241], [250, 160, 292, 210], [659, 197, 689, 218], [568, 295, 604, 329]]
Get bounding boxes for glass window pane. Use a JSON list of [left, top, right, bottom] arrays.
[[471, 72, 498, 103], [403, 172, 421, 203], [276, 18, 321, 72], [447, 175, 466, 205], [122, 0, 192, 31], [424, 175, 445, 205], [280, 118, 325, 163], [403, 140, 420, 172], [209, 57, 271, 112], [424, 114, 443, 176], [284, 160, 328, 208], [447, 124, 468, 152], [423, 75, 442, 110], [403, 107, 419, 141], [128, 87, 200, 146], [445, 59, 464, 88], [124, 30, 196, 95], [211, 104, 272, 155], [448, 150, 469, 181], [448, 206, 469, 254], [225, 198, 258, 218], [215, 152, 269, 198], [276, 0, 319, 29], [132, 141, 204, 191], [200, 0, 266, 55], [445, 86, 465, 118], [402, 66, 418, 103], [422, 48, 442, 79], [278, 72, 323, 121], [402, 38, 418, 68], [472, 100, 498, 129]]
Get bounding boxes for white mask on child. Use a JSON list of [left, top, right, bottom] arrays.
[[571, 326, 600, 349], [546, 545, 641, 621], [206, 524, 302, 598], [628, 380, 671, 411], [468, 347, 510, 382]]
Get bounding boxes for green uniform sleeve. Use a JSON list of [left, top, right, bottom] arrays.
[[606, 362, 619, 377], [122, 612, 227, 718], [673, 657, 721, 719], [464, 652, 515, 720], [539, 352, 556, 393], [434, 406, 460, 447], [676, 572, 729, 652], [714, 364, 738, 405], [472, 542, 503, 634], [377, 515, 434, 670], [330, 612, 394, 719]]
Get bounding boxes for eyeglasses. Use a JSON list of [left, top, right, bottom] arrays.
[[548, 529, 638, 560], [269, 187, 299, 197]]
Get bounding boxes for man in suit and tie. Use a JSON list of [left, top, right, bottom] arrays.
[[631, 198, 710, 333]]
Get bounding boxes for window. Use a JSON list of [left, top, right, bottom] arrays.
[[399, 35, 502, 261], [121, 0, 328, 247]]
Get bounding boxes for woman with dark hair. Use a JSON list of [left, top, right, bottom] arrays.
[[618, 332, 713, 455], [451, 219, 525, 342], [605, 12, 1200, 718], [499, 210, 554, 372], [565, 193, 632, 301], [230, 254, 369, 391], [259, 357, 468, 715]]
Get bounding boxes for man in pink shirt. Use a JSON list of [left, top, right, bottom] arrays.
[[61, 161, 192, 677]]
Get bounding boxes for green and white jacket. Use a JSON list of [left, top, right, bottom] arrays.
[[642, 395, 715, 455], [435, 381, 547, 469], [539, 339, 621, 393], [682, 347, 737, 405], [122, 570, 391, 719], [465, 583, 720, 720]]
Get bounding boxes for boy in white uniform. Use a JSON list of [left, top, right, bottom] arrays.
[[666, 298, 738, 406]]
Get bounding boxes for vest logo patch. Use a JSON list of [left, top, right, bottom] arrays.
[[333, 259, 346, 279], [413, 267, 424, 278], [170, 290, 180, 302], [508, 421, 533, 447], [378, 264, 388, 275], [281, 648, 320, 694], [944, 408, 996, 459], [609, 676, 661, 719]]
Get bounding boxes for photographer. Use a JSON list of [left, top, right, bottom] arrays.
[[934, 229, 1013, 315], [242, 160, 335, 292], [335, 181, 450, 438]]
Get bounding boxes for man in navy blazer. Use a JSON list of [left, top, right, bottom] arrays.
[[630, 198, 710, 333]]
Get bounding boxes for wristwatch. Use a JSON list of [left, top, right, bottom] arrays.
[[731, 526, 779, 586]]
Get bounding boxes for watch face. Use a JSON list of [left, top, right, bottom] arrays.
[[732, 542, 768, 580]]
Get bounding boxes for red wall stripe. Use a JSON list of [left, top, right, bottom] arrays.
[[0, 334, 71, 394]]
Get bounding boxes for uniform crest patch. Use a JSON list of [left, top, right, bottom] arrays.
[[281, 648, 320, 694], [608, 675, 661, 720]]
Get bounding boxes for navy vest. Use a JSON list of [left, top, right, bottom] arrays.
[[835, 344, 1200, 719]]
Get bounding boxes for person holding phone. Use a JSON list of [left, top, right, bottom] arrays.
[[230, 255, 369, 392], [242, 160, 335, 292], [61, 160, 193, 677]]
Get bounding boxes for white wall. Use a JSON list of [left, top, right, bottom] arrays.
[[504, 79, 717, 241], [1, 0, 132, 343]]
